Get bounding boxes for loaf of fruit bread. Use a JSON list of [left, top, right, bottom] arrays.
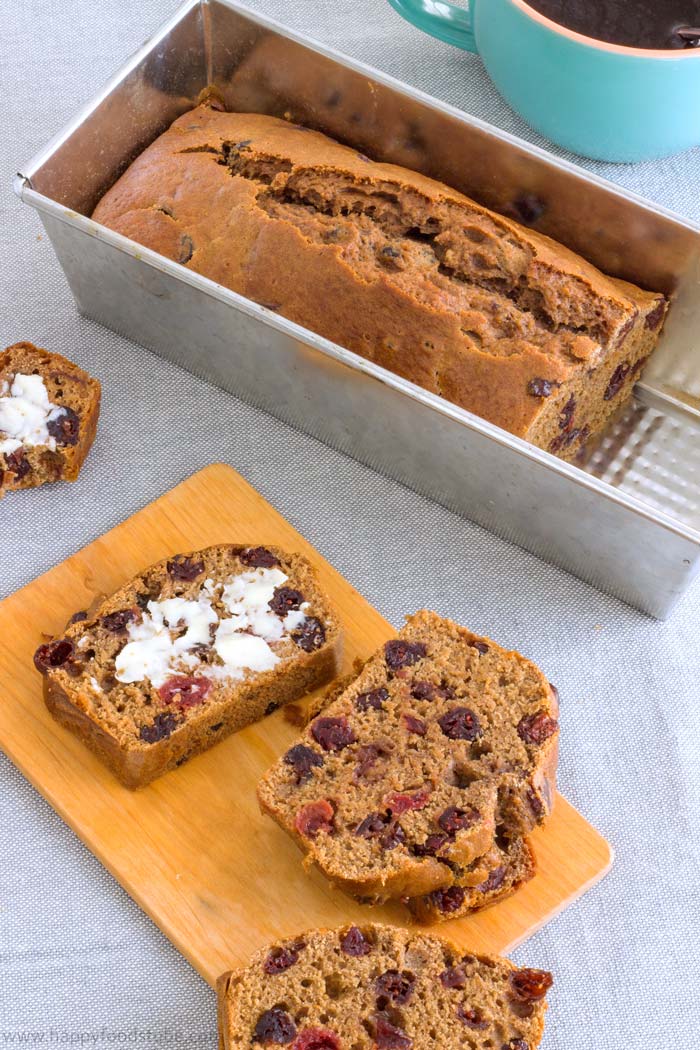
[[92, 104, 667, 460], [407, 835, 536, 924], [0, 342, 100, 495], [217, 923, 552, 1050], [34, 544, 341, 788], [258, 610, 558, 904]]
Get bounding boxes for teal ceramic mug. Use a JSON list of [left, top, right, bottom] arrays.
[[386, 0, 700, 162]]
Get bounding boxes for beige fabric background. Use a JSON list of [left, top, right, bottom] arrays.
[[1, 3, 699, 1049]]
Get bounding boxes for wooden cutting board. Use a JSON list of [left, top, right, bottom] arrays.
[[0, 464, 612, 985]]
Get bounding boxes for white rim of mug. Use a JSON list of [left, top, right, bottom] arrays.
[[513, 0, 700, 58]]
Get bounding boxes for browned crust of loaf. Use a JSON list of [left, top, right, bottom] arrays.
[[216, 922, 549, 1050], [0, 341, 100, 494], [258, 609, 558, 903], [92, 106, 666, 456], [39, 543, 342, 789]]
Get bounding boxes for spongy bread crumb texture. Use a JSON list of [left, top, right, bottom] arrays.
[[34, 544, 341, 788], [258, 610, 558, 909], [0, 342, 100, 495], [92, 105, 667, 461], [217, 923, 551, 1050]]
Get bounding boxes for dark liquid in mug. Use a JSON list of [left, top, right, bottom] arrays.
[[525, 0, 700, 49]]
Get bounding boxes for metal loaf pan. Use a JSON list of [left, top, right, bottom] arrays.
[[15, 0, 700, 617]]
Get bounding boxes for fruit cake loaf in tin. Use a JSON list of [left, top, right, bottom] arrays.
[[92, 104, 667, 462], [0, 342, 100, 495], [217, 923, 552, 1050], [34, 544, 341, 788], [258, 610, 558, 905]]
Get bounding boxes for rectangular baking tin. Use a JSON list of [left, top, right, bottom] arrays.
[[15, 0, 700, 617]]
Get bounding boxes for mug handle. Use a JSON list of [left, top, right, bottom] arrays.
[[388, 0, 477, 52]]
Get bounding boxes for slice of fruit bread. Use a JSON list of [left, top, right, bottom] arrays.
[[0, 341, 100, 495], [217, 923, 552, 1050], [258, 610, 558, 904], [34, 544, 342, 788]]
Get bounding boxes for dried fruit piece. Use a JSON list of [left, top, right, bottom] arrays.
[[411, 833, 450, 857], [47, 407, 80, 446], [355, 812, 405, 850], [33, 638, 74, 673], [517, 711, 558, 745], [295, 800, 335, 838], [527, 378, 554, 398], [558, 394, 576, 430], [385, 789, 430, 815], [167, 555, 205, 581], [353, 742, 390, 782], [438, 805, 479, 835], [157, 674, 212, 709], [428, 885, 465, 914], [240, 546, 280, 568], [269, 586, 304, 615], [402, 713, 427, 736], [293, 617, 326, 652], [311, 716, 356, 752], [456, 1006, 489, 1030], [291, 1029, 340, 1050], [509, 968, 553, 1003], [645, 299, 666, 331], [373, 1016, 412, 1050], [375, 969, 416, 1006], [438, 706, 482, 741], [355, 687, 389, 712], [264, 941, 305, 974], [6, 449, 30, 479], [340, 925, 373, 956], [253, 1007, 297, 1045], [604, 361, 631, 400], [503, 1041, 529, 1050], [284, 743, 324, 783], [439, 965, 466, 989], [139, 711, 178, 744], [477, 864, 507, 893], [101, 609, 137, 632], [469, 640, 489, 654], [384, 639, 427, 670]]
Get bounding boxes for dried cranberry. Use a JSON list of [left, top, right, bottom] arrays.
[[604, 361, 631, 400], [33, 639, 74, 673], [517, 711, 558, 745], [375, 969, 416, 1006], [410, 680, 436, 701], [503, 1041, 529, 1050], [353, 743, 389, 782], [509, 968, 553, 1002], [549, 426, 585, 453], [411, 833, 449, 857], [558, 394, 576, 430], [157, 675, 212, 709], [269, 586, 304, 616], [527, 378, 554, 398], [253, 1008, 297, 1045], [340, 925, 373, 956], [402, 713, 427, 736], [385, 789, 430, 815], [456, 1006, 489, 1030], [478, 865, 507, 893], [293, 617, 326, 652], [355, 687, 389, 712], [469, 640, 489, 654], [526, 787, 545, 820], [140, 712, 178, 744], [47, 407, 80, 446], [429, 885, 465, 913], [311, 716, 356, 752], [283, 743, 324, 783], [384, 639, 427, 670], [645, 298, 666, 330], [439, 965, 466, 989], [101, 609, 136, 632], [68, 610, 88, 624], [263, 941, 305, 974], [5, 448, 30, 479], [167, 555, 205, 581], [240, 546, 280, 568], [373, 1017, 412, 1050], [290, 1029, 340, 1050], [294, 799, 335, 838], [438, 806, 479, 835], [438, 706, 482, 741], [355, 812, 405, 850]]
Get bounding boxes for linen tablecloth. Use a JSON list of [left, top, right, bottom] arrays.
[[1, 2, 699, 1048]]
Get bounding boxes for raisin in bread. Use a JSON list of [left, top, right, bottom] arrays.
[[217, 923, 552, 1050], [92, 105, 667, 461], [407, 836, 536, 924], [0, 342, 100, 495], [258, 610, 558, 904], [34, 544, 341, 788]]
